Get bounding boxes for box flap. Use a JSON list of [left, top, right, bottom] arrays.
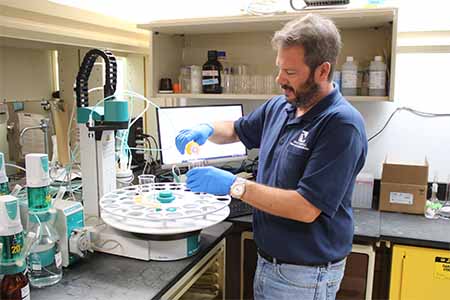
[[381, 163, 428, 185]]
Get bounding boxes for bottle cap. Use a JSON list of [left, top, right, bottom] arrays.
[[0, 152, 8, 184], [207, 50, 218, 60], [217, 51, 226, 58], [346, 56, 354, 62], [432, 182, 438, 193], [374, 56, 383, 62], [0, 195, 23, 236], [25, 154, 50, 188]]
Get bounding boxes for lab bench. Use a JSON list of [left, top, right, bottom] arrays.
[[18, 210, 450, 300], [31, 222, 232, 300], [226, 209, 450, 300]]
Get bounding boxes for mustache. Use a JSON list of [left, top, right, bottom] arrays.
[[281, 84, 294, 92]]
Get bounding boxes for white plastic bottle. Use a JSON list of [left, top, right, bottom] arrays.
[[369, 56, 387, 96], [341, 56, 358, 96]]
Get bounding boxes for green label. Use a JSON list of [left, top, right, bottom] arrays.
[[187, 234, 200, 256], [30, 246, 56, 268], [0, 233, 24, 262], [0, 153, 4, 168], [0, 182, 10, 195], [40, 156, 49, 173], [5, 199, 17, 220]]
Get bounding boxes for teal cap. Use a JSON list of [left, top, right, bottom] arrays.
[[157, 191, 175, 204]]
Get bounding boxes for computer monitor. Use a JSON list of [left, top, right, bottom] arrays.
[[156, 104, 247, 169]]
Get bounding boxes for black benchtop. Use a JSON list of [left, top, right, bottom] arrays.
[[31, 222, 232, 300], [228, 208, 450, 249]]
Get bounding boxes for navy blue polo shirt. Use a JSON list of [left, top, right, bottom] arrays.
[[234, 88, 367, 265]]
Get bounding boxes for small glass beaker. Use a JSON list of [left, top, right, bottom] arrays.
[[179, 66, 191, 93], [138, 174, 156, 201], [190, 65, 202, 93]]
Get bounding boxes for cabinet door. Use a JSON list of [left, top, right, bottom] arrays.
[[390, 244, 450, 300]]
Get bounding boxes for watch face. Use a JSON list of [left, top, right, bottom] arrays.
[[234, 185, 244, 194], [232, 181, 245, 198]]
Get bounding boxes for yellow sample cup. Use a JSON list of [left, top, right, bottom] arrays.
[[185, 141, 200, 155]]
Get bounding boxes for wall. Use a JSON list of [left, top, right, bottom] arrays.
[[355, 52, 450, 183], [0, 44, 53, 161], [0, 45, 53, 114]]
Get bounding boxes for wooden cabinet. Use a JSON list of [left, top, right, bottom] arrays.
[[139, 7, 398, 102]]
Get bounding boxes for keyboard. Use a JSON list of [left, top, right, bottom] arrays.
[[227, 197, 253, 219]]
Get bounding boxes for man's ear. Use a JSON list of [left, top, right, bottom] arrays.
[[315, 62, 331, 82]]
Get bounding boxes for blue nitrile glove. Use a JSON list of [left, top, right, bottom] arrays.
[[186, 166, 236, 196], [175, 123, 214, 154]]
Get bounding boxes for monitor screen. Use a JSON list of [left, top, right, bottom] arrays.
[[156, 104, 247, 168]]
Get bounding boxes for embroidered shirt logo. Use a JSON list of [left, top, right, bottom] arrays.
[[290, 130, 310, 150]]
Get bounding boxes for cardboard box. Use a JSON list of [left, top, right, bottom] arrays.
[[379, 160, 428, 214]]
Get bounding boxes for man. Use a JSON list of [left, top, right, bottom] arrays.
[[175, 14, 367, 300]]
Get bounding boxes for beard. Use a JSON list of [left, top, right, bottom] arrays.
[[281, 73, 320, 109]]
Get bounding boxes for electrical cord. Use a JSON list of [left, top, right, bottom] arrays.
[[368, 106, 450, 142]]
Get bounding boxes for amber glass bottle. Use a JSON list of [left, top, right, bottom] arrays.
[[1, 271, 30, 300]]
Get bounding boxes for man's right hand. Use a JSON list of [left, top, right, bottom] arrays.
[[175, 123, 214, 154]]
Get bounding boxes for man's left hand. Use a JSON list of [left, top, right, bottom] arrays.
[[186, 166, 236, 196]]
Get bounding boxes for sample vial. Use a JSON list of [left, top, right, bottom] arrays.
[[185, 141, 200, 155]]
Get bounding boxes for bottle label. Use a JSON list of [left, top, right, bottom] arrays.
[[21, 283, 30, 300], [369, 71, 386, 89], [55, 251, 62, 268], [202, 70, 219, 77], [341, 70, 357, 88], [202, 78, 219, 86]]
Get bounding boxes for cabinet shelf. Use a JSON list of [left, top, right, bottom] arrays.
[[141, 7, 397, 102], [156, 93, 389, 102], [139, 8, 395, 34]]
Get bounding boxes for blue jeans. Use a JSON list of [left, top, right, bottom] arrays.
[[253, 254, 346, 300]]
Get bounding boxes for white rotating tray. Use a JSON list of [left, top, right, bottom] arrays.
[[100, 182, 231, 235]]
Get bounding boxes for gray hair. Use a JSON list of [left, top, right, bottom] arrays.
[[272, 14, 342, 81]]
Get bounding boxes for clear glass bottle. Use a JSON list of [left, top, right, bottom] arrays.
[[179, 66, 191, 93], [425, 181, 442, 219], [27, 211, 63, 288]]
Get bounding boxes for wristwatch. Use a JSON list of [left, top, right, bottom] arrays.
[[230, 177, 247, 199]]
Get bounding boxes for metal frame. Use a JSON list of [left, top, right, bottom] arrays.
[[161, 238, 226, 300]]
